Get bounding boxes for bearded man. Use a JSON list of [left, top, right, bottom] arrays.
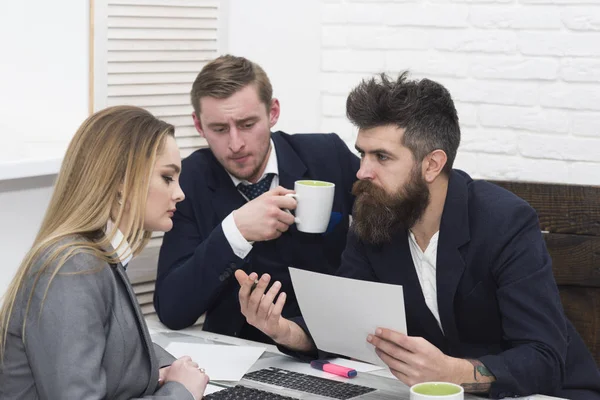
[[234, 72, 600, 400]]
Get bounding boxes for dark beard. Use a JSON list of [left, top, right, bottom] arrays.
[[351, 168, 430, 245]]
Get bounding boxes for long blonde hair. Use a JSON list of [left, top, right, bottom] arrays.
[[0, 105, 175, 361]]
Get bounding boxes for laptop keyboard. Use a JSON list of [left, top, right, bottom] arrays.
[[204, 385, 296, 399], [242, 367, 377, 399]]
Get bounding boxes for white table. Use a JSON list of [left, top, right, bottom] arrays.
[[146, 318, 565, 400]]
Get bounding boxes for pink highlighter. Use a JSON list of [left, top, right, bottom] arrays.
[[310, 360, 358, 378]]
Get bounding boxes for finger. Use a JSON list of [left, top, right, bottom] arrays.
[[268, 292, 286, 323], [271, 195, 297, 211], [247, 274, 271, 313], [256, 281, 282, 320], [275, 221, 291, 233], [269, 186, 295, 196], [189, 361, 199, 369], [159, 366, 169, 379], [374, 328, 418, 352], [374, 347, 412, 378], [386, 363, 413, 387], [367, 334, 413, 364], [178, 356, 192, 362], [237, 271, 258, 310], [234, 269, 250, 286], [275, 209, 296, 226]]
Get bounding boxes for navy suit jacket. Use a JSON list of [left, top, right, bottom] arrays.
[[292, 170, 600, 399], [155, 131, 359, 341]]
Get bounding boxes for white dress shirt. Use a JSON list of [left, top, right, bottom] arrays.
[[222, 139, 279, 259], [408, 230, 443, 333], [106, 220, 133, 267]]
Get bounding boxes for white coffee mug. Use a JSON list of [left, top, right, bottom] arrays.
[[285, 180, 335, 233], [410, 382, 464, 400]]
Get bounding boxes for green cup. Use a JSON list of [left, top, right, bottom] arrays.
[[410, 382, 464, 400]]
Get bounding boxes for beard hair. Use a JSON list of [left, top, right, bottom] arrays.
[[351, 166, 430, 245]]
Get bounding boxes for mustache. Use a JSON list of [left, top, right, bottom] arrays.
[[350, 174, 431, 245], [352, 179, 385, 197]]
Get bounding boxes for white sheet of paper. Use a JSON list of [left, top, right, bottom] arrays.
[[289, 268, 407, 367], [204, 384, 227, 395], [165, 343, 265, 381], [327, 357, 385, 372]]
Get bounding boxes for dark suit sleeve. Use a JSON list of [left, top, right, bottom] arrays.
[[280, 230, 377, 360], [155, 185, 245, 330], [479, 204, 568, 398]]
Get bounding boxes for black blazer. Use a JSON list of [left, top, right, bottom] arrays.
[[155, 131, 359, 341], [325, 170, 600, 399]]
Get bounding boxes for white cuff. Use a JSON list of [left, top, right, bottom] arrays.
[[222, 212, 253, 259]]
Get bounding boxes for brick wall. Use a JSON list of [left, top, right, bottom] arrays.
[[320, 0, 600, 185]]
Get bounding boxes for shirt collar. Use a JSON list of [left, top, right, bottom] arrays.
[[227, 139, 278, 187], [106, 220, 133, 267]]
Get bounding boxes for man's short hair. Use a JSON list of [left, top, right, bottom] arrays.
[[190, 54, 273, 116], [346, 72, 461, 174]]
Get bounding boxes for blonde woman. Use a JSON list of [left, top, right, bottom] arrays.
[[0, 106, 209, 399]]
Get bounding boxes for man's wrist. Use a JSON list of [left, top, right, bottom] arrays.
[[274, 320, 314, 352], [454, 358, 495, 394], [449, 357, 475, 385]]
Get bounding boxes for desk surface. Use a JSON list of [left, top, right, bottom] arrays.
[[146, 319, 565, 400]]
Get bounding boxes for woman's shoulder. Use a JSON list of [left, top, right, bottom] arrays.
[[33, 235, 110, 273], [15, 236, 118, 326], [26, 235, 117, 299]]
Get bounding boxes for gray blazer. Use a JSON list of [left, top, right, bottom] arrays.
[[0, 241, 194, 400]]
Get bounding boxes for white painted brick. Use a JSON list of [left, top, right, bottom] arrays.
[[441, 78, 539, 106], [479, 105, 570, 134], [539, 83, 600, 111], [562, 7, 600, 31], [322, 94, 347, 117], [521, 0, 600, 4], [323, 3, 386, 24], [430, 0, 512, 3], [322, 3, 346, 24], [519, 133, 600, 162], [455, 102, 478, 128], [453, 151, 478, 175], [568, 162, 600, 185], [322, 50, 385, 72], [519, 32, 600, 57], [571, 112, 600, 138], [384, 4, 469, 27], [460, 127, 518, 155], [469, 6, 562, 30], [321, 72, 374, 95], [346, 3, 386, 24], [470, 56, 559, 80], [385, 51, 469, 78], [322, 25, 348, 48], [561, 59, 600, 83], [348, 0, 417, 2], [321, 117, 358, 144], [477, 155, 570, 183], [432, 30, 517, 54], [347, 27, 432, 50], [319, 1, 600, 184]]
